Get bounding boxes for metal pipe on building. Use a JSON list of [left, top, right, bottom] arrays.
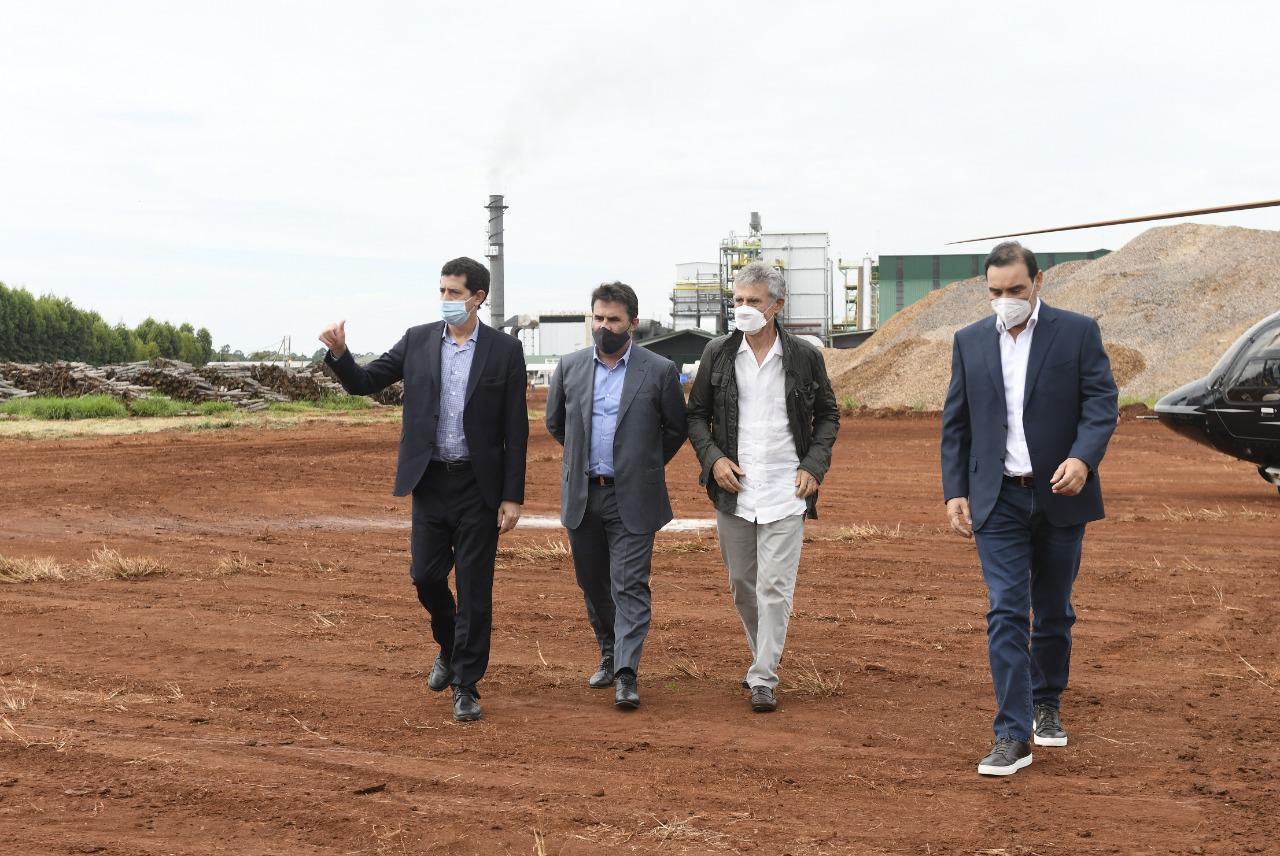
[[485, 194, 508, 328], [860, 255, 874, 330]]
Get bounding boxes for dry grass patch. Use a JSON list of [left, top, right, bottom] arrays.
[[60, 685, 159, 712], [780, 657, 846, 697], [498, 539, 571, 563], [1, 549, 272, 583], [0, 715, 72, 752], [1116, 504, 1276, 523], [214, 553, 270, 576], [0, 555, 68, 583], [0, 680, 36, 713], [654, 539, 714, 555], [309, 611, 343, 630], [807, 523, 904, 543], [668, 656, 709, 681], [84, 548, 168, 580], [647, 815, 730, 847]]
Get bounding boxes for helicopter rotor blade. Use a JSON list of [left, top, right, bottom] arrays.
[[947, 198, 1280, 245]]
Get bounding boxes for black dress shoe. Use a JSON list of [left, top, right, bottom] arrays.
[[589, 655, 615, 689], [614, 669, 640, 710], [750, 686, 777, 712], [452, 687, 482, 722], [1033, 703, 1068, 747], [427, 653, 454, 692], [977, 737, 1033, 776]]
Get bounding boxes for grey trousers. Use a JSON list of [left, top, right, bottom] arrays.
[[566, 483, 655, 673], [716, 510, 805, 689]]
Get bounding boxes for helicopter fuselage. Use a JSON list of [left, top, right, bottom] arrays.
[[1155, 309, 1280, 493]]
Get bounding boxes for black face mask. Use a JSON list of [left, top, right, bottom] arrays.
[[593, 325, 631, 355]]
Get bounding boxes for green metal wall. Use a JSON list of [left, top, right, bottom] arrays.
[[876, 249, 1109, 326]]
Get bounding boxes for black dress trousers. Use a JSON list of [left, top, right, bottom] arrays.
[[409, 464, 499, 691]]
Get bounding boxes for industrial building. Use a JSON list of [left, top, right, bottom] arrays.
[[670, 262, 722, 333], [670, 213, 833, 340]]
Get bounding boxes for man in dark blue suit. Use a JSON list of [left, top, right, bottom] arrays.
[[319, 257, 528, 723], [941, 241, 1117, 777]]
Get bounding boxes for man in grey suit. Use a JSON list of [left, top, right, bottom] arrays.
[[546, 282, 688, 710]]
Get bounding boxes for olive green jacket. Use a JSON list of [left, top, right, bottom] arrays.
[[686, 322, 840, 519]]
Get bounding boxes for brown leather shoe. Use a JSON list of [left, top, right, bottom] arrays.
[[750, 686, 777, 712]]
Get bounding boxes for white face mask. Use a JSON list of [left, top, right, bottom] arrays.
[[991, 296, 1032, 329], [734, 304, 768, 334]]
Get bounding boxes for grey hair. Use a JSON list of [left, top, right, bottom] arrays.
[[733, 261, 786, 300]]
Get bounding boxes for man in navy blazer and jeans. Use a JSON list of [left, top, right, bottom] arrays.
[[941, 241, 1117, 777]]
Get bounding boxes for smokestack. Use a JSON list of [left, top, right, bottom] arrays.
[[485, 194, 508, 329]]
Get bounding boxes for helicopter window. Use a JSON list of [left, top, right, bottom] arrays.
[[1226, 356, 1280, 403], [1223, 326, 1280, 403]]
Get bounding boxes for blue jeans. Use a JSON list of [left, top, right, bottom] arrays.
[[974, 480, 1086, 741]]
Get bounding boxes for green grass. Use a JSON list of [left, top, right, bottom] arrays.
[[316, 394, 373, 410], [267, 394, 372, 413], [0, 393, 372, 423], [840, 395, 861, 411], [193, 418, 241, 430], [1119, 396, 1159, 409], [127, 395, 190, 417], [0, 395, 127, 420]]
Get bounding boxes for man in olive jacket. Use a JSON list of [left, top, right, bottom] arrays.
[[686, 262, 840, 713]]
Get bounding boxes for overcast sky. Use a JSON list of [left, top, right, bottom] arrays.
[[2, 1, 1277, 354]]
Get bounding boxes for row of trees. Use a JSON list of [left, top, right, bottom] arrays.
[[0, 283, 215, 366]]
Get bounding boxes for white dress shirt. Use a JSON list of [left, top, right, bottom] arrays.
[[997, 298, 1042, 477], [734, 334, 807, 524]]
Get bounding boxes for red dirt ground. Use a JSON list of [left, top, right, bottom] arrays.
[[2, 412, 1278, 855]]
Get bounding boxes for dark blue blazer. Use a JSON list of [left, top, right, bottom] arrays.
[[940, 303, 1118, 531], [325, 321, 528, 507]]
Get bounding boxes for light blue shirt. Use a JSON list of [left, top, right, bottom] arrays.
[[435, 322, 480, 461], [589, 343, 631, 477]]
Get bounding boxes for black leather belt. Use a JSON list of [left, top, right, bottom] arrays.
[[588, 475, 615, 486], [1003, 474, 1034, 488], [428, 459, 472, 473]]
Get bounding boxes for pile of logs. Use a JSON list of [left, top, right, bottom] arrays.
[[246, 363, 344, 400], [0, 377, 36, 401], [0, 359, 401, 410], [0, 361, 146, 401]]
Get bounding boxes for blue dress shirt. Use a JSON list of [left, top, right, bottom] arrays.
[[435, 322, 479, 461], [589, 343, 631, 477]]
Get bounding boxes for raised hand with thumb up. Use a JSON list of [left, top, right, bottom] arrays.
[[319, 319, 348, 358]]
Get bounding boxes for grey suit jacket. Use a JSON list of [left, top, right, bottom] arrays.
[[546, 342, 688, 535]]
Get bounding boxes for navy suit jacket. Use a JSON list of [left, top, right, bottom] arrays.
[[940, 303, 1118, 531], [325, 321, 528, 507]]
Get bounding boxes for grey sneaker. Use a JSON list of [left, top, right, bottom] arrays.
[[977, 737, 1033, 776], [750, 686, 777, 713], [1033, 704, 1068, 747]]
